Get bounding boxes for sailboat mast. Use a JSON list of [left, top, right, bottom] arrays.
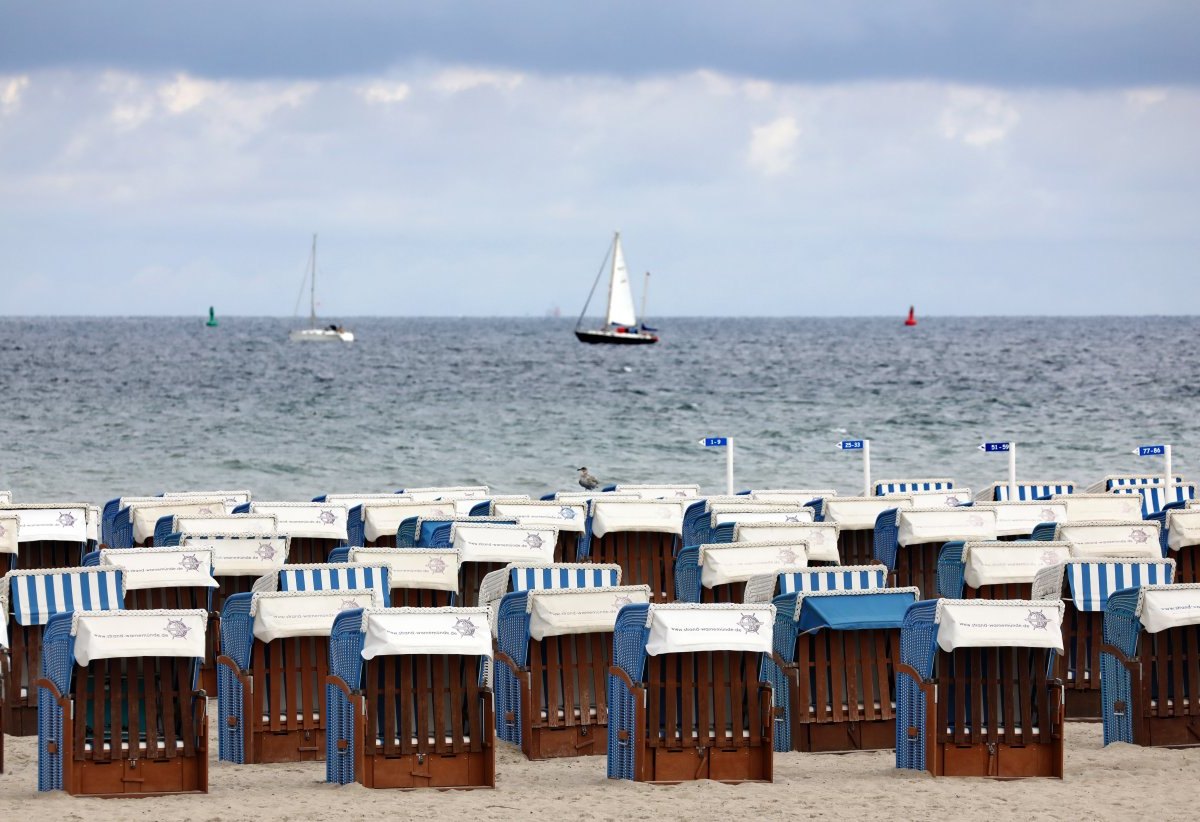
[[309, 233, 317, 327], [605, 231, 619, 326], [640, 271, 650, 326]]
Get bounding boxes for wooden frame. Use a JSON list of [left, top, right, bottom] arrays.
[[610, 650, 773, 783], [1173, 546, 1200, 585], [963, 582, 1034, 600], [36, 656, 207, 796], [1060, 595, 1105, 720], [837, 529, 875, 567], [14, 540, 83, 571], [1104, 624, 1200, 747], [283, 536, 341, 566], [328, 653, 494, 788], [588, 532, 679, 603], [3, 623, 43, 736], [890, 541, 941, 600]]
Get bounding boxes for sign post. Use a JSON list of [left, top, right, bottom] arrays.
[[836, 439, 870, 496], [979, 441, 1016, 500], [1132, 443, 1172, 500], [700, 437, 734, 495]]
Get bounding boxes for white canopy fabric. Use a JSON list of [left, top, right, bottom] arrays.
[[974, 502, 1068, 537], [897, 508, 998, 546], [645, 604, 775, 656], [452, 495, 530, 515], [590, 500, 685, 538], [493, 501, 587, 532], [322, 493, 410, 510], [710, 507, 814, 528], [349, 547, 460, 591], [731, 523, 839, 562], [451, 523, 557, 564], [909, 489, 974, 507], [361, 500, 458, 542], [3, 504, 90, 543], [554, 492, 641, 504], [71, 609, 207, 666], [180, 535, 289, 576], [163, 489, 251, 505], [251, 589, 377, 642], [613, 485, 700, 499], [699, 542, 808, 587], [1057, 494, 1145, 522], [0, 490, 9, 504], [400, 486, 489, 502], [1167, 510, 1200, 551], [361, 607, 493, 659], [962, 542, 1072, 588], [173, 514, 279, 537], [1137, 585, 1200, 633], [527, 585, 651, 640], [823, 496, 914, 530], [248, 503, 349, 540], [749, 490, 837, 504], [99, 548, 218, 590], [1056, 521, 1162, 558], [0, 513, 18, 554], [130, 499, 232, 543], [935, 600, 1065, 652]]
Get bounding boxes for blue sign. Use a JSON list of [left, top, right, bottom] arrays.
[[701, 437, 728, 448], [980, 442, 1011, 452], [837, 440, 865, 451], [1137, 445, 1166, 457]]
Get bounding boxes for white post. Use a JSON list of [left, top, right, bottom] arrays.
[[726, 437, 735, 496], [1008, 442, 1018, 501], [1165, 443, 1174, 504], [862, 439, 872, 497]]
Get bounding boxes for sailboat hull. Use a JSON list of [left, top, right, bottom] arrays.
[[574, 328, 658, 345], [289, 328, 355, 342]]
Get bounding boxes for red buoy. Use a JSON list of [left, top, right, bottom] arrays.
[[904, 306, 917, 327]]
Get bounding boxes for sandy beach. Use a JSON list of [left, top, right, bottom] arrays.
[[2, 717, 1197, 821]]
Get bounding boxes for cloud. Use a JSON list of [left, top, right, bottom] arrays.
[[159, 73, 220, 113], [747, 116, 800, 175], [360, 81, 411, 104], [1126, 87, 1168, 107], [1, 74, 30, 113], [939, 89, 1020, 147], [432, 68, 524, 94]]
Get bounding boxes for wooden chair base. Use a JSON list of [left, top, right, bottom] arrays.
[[358, 748, 495, 789], [794, 719, 895, 753], [1136, 716, 1200, 747], [836, 529, 876, 567], [65, 750, 208, 797], [524, 724, 605, 760], [1065, 688, 1103, 721], [251, 728, 326, 763], [636, 744, 772, 784], [932, 740, 1063, 778], [3, 704, 39, 737]]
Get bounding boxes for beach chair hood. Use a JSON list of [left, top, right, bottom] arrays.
[[935, 599, 1065, 652]]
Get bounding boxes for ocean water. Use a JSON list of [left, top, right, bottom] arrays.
[[1, 316, 1197, 504]]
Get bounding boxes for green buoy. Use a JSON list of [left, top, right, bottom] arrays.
[[206, 306, 218, 327]]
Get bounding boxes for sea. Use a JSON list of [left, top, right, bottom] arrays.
[[1, 316, 1197, 504]]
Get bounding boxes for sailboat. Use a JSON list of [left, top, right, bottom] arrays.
[[289, 234, 354, 343], [574, 232, 659, 345]]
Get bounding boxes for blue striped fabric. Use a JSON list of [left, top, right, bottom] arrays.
[[993, 484, 1073, 501], [778, 567, 887, 595], [874, 480, 953, 496], [277, 565, 389, 604], [1065, 560, 1174, 611], [9, 569, 124, 625], [1106, 476, 1185, 489], [1112, 485, 1197, 516], [509, 565, 620, 592]]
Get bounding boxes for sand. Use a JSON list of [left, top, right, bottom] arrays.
[[2, 719, 1199, 821]]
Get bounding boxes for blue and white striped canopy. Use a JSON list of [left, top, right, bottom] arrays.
[[778, 566, 887, 595], [1112, 485, 1197, 516], [874, 480, 953, 496], [1065, 560, 1174, 612], [277, 564, 388, 603], [8, 569, 124, 626], [509, 565, 619, 592], [993, 483, 1073, 501]]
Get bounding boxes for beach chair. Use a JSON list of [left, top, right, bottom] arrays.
[[398, 486, 490, 502], [1112, 483, 1198, 517], [581, 499, 686, 603], [874, 479, 954, 496], [609, 485, 701, 500], [730, 521, 841, 563], [1163, 509, 1200, 583], [607, 602, 776, 783], [704, 504, 814, 544], [496, 584, 651, 759], [1088, 475, 1187, 492], [1055, 493, 1146, 523], [218, 586, 379, 764], [326, 606, 496, 788], [1, 503, 93, 569], [155, 511, 278, 546], [443, 522, 559, 607], [331, 546, 460, 607], [90, 547, 217, 609], [974, 482, 1074, 502], [823, 496, 915, 568], [1053, 520, 1163, 557], [110, 495, 240, 548], [680, 496, 749, 547], [238, 502, 348, 564], [972, 501, 1069, 540], [748, 490, 838, 505], [1101, 584, 1200, 747], [492, 500, 588, 562], [0, 584, 7, 772], [675, 541, 809, 603], [896, 598, 1066, 777], [36, 609, 208, 796], [354, 499, 459, 548], [743, 565, 888, 605], [1033, 554, 1174, 719], [875, 507, 998, 598], [937, 541, 1072, 600], [3, 567, 124, 737], [765, 586, 918, 753], [398, 515, 519, 549]]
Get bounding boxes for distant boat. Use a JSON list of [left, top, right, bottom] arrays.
[[289, 234, 354, 343], [206, 306, 218, 327], [574, 232, 659, 345], [905, 306, 918, 327]]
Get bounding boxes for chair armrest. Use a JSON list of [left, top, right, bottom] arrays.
[[608, 665, 637, 690], [494, 650, 523, 675], [325, 675, 356, 697]]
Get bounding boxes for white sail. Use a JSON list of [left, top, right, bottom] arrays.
[[605, 234, 639, 327]]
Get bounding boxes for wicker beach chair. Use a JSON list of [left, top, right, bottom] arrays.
[[765, 587, 918, 753], [822, 496, 916, 568], [580, 499, 687, 603], [1055, 492, 1146, 523], [874, 507, 998, 599], [972, 501, 1069, 540], [36, 609, 208, 796], [330, 546, 460, 607], [1162, 509, 1200, 583], [1101, 583, 1200, 747], [607, 602, 776, 783], [156, 513, 279, 546], [3, 567, 124, 737], [1088, 475, 1187, 492], [937, 541, 1072, 600], [235, 502, 349, 564], [731, 521, 840, 563], [1033, 551, 1174, 719], [608, 485, 701, 500], [496, 584, 651, 759], [439, 522, 559, 607], [110, 495, 243, 548], [874, 479, 955, 496], [1112, 483, 1198, 517], [397, 486, 490, 502], [326, 606, 495, 788], [974, 482, 1075, 502], [492, 500, 588, 562], [675, 541, 809, 603], [680, 496, 751, 547], [896, 598, 1066, 778], [703, 504, 814, 545], [398, 515, 518, 548], [353, 499, 459, 548], [743, 565, 889, 605], [1, 503, 94, 569]]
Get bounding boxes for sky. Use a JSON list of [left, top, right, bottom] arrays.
[[1, 2, 1198, 317]]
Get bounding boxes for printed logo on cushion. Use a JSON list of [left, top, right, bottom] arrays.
[[256, 543, 277, 561], [318, 509, 338, 525], [559, 506, 577, 520], [165, 618, 192, 639], [737, 613, 764, 634], [1025, 610, 1050, 631], [178, 553, 201, 571], [523, 533, 545, 550], [452, 617, 479, 637], [56, 511, 77, 527], [425, 556, 447, 574], [1129, 529, 1151, 544]]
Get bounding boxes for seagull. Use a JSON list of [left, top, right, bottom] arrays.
[[578, 467, 600, 490]]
